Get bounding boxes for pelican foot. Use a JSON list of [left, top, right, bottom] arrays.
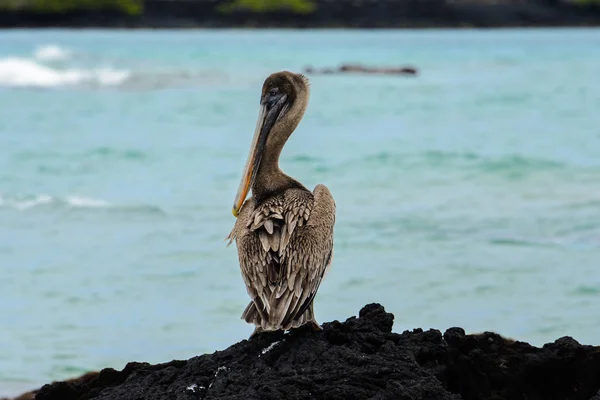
[[309, 321, 323, 331], [287, 321, 323, 338], [249, 327, 284, 341]]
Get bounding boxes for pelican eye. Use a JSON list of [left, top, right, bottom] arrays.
[[269, 88, 278, 97]]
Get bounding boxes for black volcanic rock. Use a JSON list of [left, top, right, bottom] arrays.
[[33, 304, 600, 400]]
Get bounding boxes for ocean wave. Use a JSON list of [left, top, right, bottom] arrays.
[[0, 194, 163, 214], [86, 147, 148, 160], [0, 194, 110, 210], [0, 57, 130, 88], [64, 196, 112, 208], [0, 44, 244, 90], [359, 151, 566, 174], [33, 44, 71, 62], [0, 44, 130, 88]]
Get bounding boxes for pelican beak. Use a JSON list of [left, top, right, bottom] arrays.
[[232, 93, 287, 217]]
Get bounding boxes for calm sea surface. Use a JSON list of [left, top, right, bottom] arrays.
[[1, 28, 599, 396]]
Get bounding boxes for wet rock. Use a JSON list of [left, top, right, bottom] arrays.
[[304, 64, 419, 76], [29, 303, 600, 400], [2, 372, 98, 400]]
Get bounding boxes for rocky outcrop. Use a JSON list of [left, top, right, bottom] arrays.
[[1, 373, 99, 400], [304, 64, 418, 76], [25, 303, 600, 400]]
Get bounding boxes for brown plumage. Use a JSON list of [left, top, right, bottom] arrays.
[[226, 71, 336, 335]]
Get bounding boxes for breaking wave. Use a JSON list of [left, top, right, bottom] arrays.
[[0, 43, 249, 90], [0, 194, 108, 210], [0, 194, 164, 214], [33, 44, 71, 62], [0, 44, 130, 88]]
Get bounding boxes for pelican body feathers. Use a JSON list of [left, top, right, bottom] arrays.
[[227, 71, 336, 334]]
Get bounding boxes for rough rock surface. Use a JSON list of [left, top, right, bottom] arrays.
[[33, 304, 600, 400]]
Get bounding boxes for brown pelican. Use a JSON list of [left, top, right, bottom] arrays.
[[226, 71, 336, 335]]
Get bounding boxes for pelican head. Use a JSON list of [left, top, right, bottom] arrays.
[[232, 71, 310, 217]]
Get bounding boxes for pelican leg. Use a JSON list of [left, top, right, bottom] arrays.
[[307, 301, 322, 331], [309, 320, 322, 331], [249, 326, 285, 341]]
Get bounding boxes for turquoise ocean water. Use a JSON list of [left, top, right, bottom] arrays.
[[1, 28, 599, 396]]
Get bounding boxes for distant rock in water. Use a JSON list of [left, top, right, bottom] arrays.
[[22, 303, 600, 399], [304, 64, 418, 76]]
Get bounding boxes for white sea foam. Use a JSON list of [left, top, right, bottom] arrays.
[[0, 58, 81, 87], [64, 196, 111, 208], [0, 57, 130, 88], [11, 194, 53, 210], [33, 44, 71, 62], [0, 194, 112, 210]]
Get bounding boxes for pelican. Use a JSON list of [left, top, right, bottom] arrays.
[[226, 71, 336, 336]]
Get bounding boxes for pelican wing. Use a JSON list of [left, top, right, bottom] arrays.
[[228, 184, 335, 330]]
